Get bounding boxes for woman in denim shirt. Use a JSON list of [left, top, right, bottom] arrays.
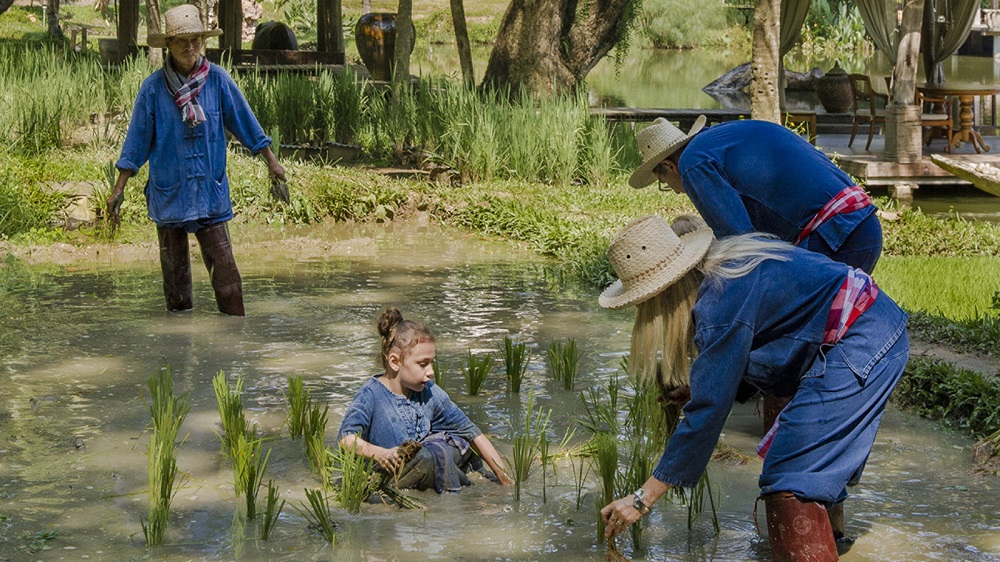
[[106, 5, 285, 316], [598, 216, 908, 560], [337, 308, 512, 492]]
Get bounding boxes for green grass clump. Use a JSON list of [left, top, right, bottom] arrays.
[[547, 339, 582, 390], [500, 337, 529, 393], [462, 351, 493, 396], [141, 365, 190, 547], [285, 375, 309, 440], [296, 488, 337, 543], [892, 357, 1000, 439]]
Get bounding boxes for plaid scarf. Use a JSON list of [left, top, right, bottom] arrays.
[[795, 185, 872, 246], [163, 55, 210, 127]]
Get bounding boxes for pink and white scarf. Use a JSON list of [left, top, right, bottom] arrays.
[[164, 55, 210, 127]]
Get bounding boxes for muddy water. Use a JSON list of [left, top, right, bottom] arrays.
[[1, 222, 998, 561]]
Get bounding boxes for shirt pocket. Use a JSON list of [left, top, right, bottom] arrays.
[[145, 178, 190, 223]]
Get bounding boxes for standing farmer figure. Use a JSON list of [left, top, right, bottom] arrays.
[[107, 5, 285, 316], [598, 215, 909, 561]]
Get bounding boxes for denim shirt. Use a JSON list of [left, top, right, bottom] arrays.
[[679, 120, 875, 252], [336, 376, 482, 448], [116, 64, 270, 227], [651, 245, 907, 488]]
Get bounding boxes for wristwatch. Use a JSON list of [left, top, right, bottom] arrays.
[[632, 488, 651, 514]]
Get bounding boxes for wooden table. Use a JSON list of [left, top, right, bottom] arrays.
[[918, 83, 1000, 153]]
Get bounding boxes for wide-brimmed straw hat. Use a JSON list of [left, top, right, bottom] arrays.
[[628, 115, 707, 189], [599, 215, 714, 309], [148, 5, 222, 48]]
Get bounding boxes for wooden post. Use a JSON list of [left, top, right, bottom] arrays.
[[392, 0, 414, 85], [117, 0, 139, 62], [217, 0, 243, 50], [885, 0, 925, 163], [450, 0, 475, 88], [317, 0, 345, 54]]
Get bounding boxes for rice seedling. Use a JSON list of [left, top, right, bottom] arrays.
[[213, 371, 251, 457], [302, 400, 329, 472], [295, 488, 338, 543], [548, 339, 582, 390], [569, 452, 591, 510], [329, 442, 380, 513], [260, 479, 285, 540], [432, 357, 445, 390], [590, 431, 619, 542], [141, 365, 191, 547], [231, 432, 271, 520], [499, 336, 529, 393], [973, 428, 1000, 475], [306, 431, 331, 488], [462, 351, 493, 396], [284, 375, 309, 440], [507, 392, 552, 502]]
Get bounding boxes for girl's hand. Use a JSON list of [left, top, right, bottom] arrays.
[[373, 446, 401, 472], [600, 496, 644, 539]]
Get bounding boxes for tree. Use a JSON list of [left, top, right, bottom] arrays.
[[480, 0, 639, 96], [0, 0, 14, 19], [750, 0, 781, 122]]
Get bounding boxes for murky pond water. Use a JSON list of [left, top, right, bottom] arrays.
[[1, 222, 998, 561]]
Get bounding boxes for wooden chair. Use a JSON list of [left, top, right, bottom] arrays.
[[848, 74, 888, 151], [917, 91, 953, 153]]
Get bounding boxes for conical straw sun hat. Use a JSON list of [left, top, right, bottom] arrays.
[[628, 115, 706, 189], [599, 215, 714, 310], [148, 5, 222, 49]]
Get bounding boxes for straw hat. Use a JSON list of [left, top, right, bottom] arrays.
[[628, 115, 707, 189], [148, 5, 222, 49], [599, 215, 713, 310]]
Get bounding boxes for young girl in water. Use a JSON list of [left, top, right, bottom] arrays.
[[337, 307, 513, 492]]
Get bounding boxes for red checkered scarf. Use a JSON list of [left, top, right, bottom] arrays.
[[756, 267, 879, 459], [163, 55, 210, 127], [794, 185, 872, 246]]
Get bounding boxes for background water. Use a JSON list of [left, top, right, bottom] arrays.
[[1, 222, 998, 560]]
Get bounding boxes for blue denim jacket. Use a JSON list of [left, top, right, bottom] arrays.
[[336, 376, 482, 448], [651, 245, 908, 488], [116, 64, 270, 227], [679, 120, 875, 252]]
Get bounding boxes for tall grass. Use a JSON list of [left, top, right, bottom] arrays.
[[141, 365, 190, 547]]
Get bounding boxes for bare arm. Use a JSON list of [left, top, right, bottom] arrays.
[[106, 168, 133, 227], [259, 146, 285, 182], [471, 434, 513, 486], [338, 433, 401, 473]]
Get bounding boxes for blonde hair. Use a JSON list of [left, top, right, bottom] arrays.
[[627, 221, 792, 391], [377, 307, 435, 370]]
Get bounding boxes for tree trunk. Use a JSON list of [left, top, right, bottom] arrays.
[[46, 0, 62, 37], [392, 0, 414, 84], [0, 0, 15, 18], [885, 0, 925, 163], [750, 0, 780, 122], [450, 0, 475, 88], [480, 0, 636, 96]]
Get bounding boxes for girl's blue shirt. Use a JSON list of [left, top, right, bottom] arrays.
[[116, 63, 270, 227], [336, 376, 482, 448]]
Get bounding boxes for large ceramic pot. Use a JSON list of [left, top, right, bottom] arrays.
[[354, 13, 416, 81], [816, 61, 853, 114]]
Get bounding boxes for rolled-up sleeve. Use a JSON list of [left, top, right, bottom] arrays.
[[652, 321, 751, 487], [336, 387, 375, 442], [218, 67, 270, 154]]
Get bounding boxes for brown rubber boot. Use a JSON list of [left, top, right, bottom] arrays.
[[827, 501, 855, 555], [764, 492, 839, 562], [763, 395, 794, 432], [157, 226, 194, 312], [195, 222, 245, 316]]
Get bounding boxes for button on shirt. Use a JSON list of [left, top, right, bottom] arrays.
[[116, 64, 271, 227], [650, 245, 907, 488], [336, 376, 482, 448], [679, 120, 875, 253]]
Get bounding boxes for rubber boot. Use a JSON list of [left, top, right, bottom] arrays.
[[764, 492, 839, 562], [195, 222, 245, 316], [827, 501, 855, 556], [157, 226, 194, 312], [763, 395, 794, 432]]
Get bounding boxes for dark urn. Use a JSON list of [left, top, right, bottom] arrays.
[[816, 61, 853, 114], [354, 13, 415, 82]]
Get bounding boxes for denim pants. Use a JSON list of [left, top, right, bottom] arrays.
[[758, 296, 909, 504]]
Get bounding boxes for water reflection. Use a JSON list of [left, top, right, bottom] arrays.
[[0, 223, 998, 560]]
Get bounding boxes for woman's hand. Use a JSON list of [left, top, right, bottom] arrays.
[[372, 446, 401, 473], [600, 496, 645, 539]]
